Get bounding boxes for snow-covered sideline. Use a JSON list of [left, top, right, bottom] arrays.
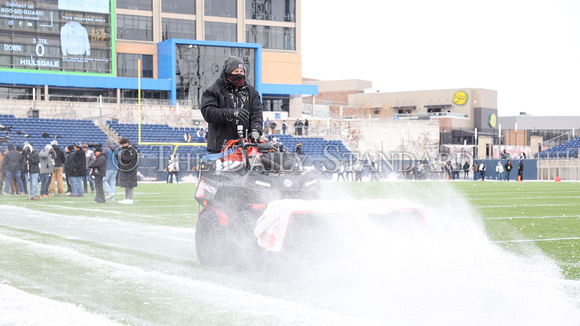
[[0, 284, 121, 326]]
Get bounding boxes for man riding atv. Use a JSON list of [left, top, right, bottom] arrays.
[[195, 55, 320, 268], [201, 55, 263, 153]]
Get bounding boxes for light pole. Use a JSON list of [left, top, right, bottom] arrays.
[[498, 123, 502, 159], [515, 122, 518, 155], [474, 128, 478, 159]]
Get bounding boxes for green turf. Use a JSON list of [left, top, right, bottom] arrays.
[[2, 180, 579, 279]]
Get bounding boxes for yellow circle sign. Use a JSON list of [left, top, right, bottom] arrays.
[[453, 91, 468, 106], [489, 113, 497, 128]]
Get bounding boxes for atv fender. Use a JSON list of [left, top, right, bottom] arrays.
[[199, 205, 230, 226]]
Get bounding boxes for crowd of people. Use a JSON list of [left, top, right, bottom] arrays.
[[262, 118, 310, 136], [313, 158, 527, 183], [472, 159, 524, 181], [318, 159, 381, 182], [0, 137, 139, 204]]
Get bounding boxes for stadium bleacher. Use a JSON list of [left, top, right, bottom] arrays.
[[267, 134, 355, 162], [106, 121, 354, 160], [1, 115, 355, 165], [106, 120, 208, 157], [0, 114, 107, 151], [535, 137, 580, 158]]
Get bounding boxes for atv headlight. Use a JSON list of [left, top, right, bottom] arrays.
[[255, 181, 271, 188]]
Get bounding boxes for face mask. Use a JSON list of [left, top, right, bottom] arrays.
[[227, 73, 245, 88]]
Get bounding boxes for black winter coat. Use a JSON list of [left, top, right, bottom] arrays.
[[52, 145, 66, 168], [1, 150, 22, 172], [118, 145, 139, 188], [26, 150, 40, 174], [201, 71, 263, 152], [505, 162, 513, 172], [64, 152, 74, 176], [71, 149, 87, 177], [88, 152, 107, 177]]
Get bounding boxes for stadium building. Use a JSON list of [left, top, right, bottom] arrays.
[[0, 0, 578, 181], [0, 0, 315, 121]]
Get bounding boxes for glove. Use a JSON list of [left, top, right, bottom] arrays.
[[224, 108, 249, 122], [250, 129, 261, 143]]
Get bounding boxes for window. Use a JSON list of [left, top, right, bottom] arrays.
[[117, 15, 153, 41], [246, 0, 295, 22], [205, 0, 236, 17], [263, 97, 289, 112], [205, 22, 236, 42], [175, 44, 256, 108], [162, 18, 196, 41], [121, 90, 169, 104], [117, 0, 152, 11], [0, 87, 34, 100], [162, 0, 195, 14], [246, 25, 295, 50], [48, 88, 114, 102], [117, 54, 153, 78]]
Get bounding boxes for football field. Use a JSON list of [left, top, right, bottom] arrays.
[[1, 180, 579, 325]]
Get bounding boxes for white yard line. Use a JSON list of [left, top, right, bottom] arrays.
[[484, 215, 580, 220], [478, 203, 580, 208], [496, 237, 580, 243]]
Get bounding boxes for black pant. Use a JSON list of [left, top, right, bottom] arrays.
[[167, 171, 178, 183], [125, 187, 134, 200], [94, 176, 105, 203]]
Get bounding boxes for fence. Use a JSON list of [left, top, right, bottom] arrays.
[[537, 159, 580, 181]]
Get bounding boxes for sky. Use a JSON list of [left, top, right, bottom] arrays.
[[301, 0, 580, 117]]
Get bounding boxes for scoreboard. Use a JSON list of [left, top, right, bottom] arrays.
[[0, 0, 112, 74]]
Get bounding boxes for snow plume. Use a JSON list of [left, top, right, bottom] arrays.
[[264, 184, 580, 325]]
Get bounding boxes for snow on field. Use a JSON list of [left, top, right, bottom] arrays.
[[0, 283, 121, 326], [1, 198, 580, 325]]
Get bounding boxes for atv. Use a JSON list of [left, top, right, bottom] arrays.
[[194, 136, 321, 268], [194, 136, 425, 270]]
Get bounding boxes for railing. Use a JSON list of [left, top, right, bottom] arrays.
[[542, 132, 577, 148], [397, 112, 469, 120], [537, 158, 580, 181], [46, 95, 118, 104]]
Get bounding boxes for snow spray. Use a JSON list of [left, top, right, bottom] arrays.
[[269, 184, 580, 325]]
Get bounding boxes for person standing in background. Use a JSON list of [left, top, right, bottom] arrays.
[[2, 144, 25, 195], [504, 160, 513, 181], [117, 138, 139, 204], [39, 144, 56, 197], [69, 142, 87, 197], [82, 143, 95, 193], [103, 138, 118, 201], [23, 143, 40, 200], [495, 161, 504, 181], [462, 161, 470, 179], [89, 146, 107, 204], [49, 140, 66, 195]]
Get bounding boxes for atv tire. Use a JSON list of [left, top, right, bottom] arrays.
[[227, 211, 264, 271], [195, 208, 230, 266]]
